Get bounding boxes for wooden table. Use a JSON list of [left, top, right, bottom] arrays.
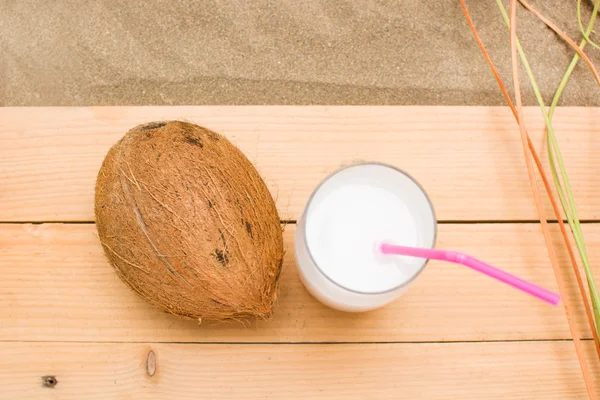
[[1, 106, 599, 399]]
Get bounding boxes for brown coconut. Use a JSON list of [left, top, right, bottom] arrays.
[[94, 121, 284, 322]]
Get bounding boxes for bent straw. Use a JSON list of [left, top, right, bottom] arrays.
[[380, 243, 560, 306]]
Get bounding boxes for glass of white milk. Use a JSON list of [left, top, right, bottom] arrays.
[[295, 163, 437, 312]]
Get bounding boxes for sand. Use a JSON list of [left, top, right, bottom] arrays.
[[1, 0, 599, 106]]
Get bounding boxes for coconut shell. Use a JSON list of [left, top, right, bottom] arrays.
[[95, 121, 284, 321]]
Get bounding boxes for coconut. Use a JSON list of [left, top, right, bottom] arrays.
[[94, 121, 284, 322]]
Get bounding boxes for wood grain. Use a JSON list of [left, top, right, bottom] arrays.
[[1, 106, 599, 222], [2, 106, 598, 398], [1, 222, 597, 343], [1, 341, 596, 400]]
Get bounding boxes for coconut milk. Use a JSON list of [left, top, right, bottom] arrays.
[[295, 163, 436, 312]]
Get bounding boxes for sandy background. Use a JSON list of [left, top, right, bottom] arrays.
[[1, 0, 599, 106]]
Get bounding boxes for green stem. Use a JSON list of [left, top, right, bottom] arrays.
[[551, 0, 600, 115], [578, 0, 600, 51], [494, 0, 600, 337]]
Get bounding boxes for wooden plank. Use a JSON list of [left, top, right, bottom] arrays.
[[1, 341, 596, 399], [1, 222, 596, 343], [1, 106, 598, 222]]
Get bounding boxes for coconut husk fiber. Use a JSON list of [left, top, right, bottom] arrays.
[[95, 121, 284, 322]]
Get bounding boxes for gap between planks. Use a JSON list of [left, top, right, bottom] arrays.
[[0, 338, 592, 345], [3, 220, 600, 224]]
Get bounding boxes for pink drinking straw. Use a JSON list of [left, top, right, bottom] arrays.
[[380, 243, 561, 306]]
